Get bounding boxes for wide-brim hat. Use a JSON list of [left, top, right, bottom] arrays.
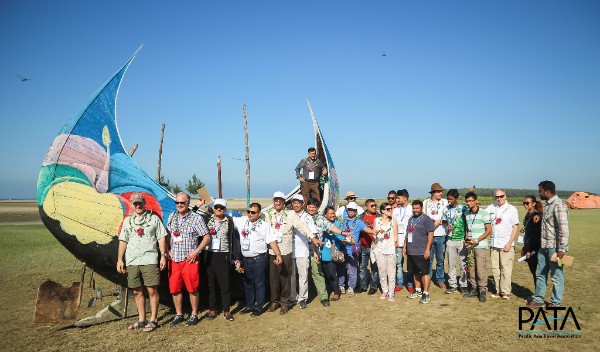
[[345, 191, 358, 199], [429, 183, 446, 193]]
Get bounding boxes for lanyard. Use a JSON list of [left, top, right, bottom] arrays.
[[468, 209, 480, 231], [345, 217, 358, 231], [410, 214, 424, 229]]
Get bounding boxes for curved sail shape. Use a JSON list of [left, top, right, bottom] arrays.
[[37, 47, 175, 287], [264, 100, 339, 212]]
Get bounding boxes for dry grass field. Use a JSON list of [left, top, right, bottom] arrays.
[[0, 201, 598, 351]]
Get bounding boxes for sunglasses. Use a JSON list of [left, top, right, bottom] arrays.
[[214, 205, 226, 210], [387, 197, 396, 200], [175, 201, 187, 205], [523, 202, 531, 206], [247, 210, 258, 215], [384, 208, 392, 211], [369, 204, 376, 208], [133, 202, 144, 207], [495, 195, 506, 199], [347, 197, 357, 200]]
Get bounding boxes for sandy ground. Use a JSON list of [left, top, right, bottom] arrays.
[[0, 203, 597, 351]]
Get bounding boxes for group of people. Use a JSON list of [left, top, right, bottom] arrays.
[[116, 167, 570, 332]]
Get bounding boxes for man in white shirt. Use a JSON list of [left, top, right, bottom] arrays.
[[232, 203, 282, 317], [289, 194, 318, 309], [392, 189, 411, 292], [485, 189, 519, 299], [422, 183, 449, 289]]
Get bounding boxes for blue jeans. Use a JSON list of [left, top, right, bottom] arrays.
[[429, 236, 447, 284], [243, 254, 267, 310], [359, 245, 379, 290], [395, 247, 404, 286], [533, 248, 564, 305]]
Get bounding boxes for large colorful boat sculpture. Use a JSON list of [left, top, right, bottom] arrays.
[[36, 49, 339, 293]]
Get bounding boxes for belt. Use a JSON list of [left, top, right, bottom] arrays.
[[243, 253, 267, 260]]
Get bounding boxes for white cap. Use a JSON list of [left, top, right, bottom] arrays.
[[291, 194, 304, 202], [273, 191, 286, 200], [346, 202, 358, 210], [213, 199, 227, 208]]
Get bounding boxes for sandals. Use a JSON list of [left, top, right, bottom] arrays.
[[127, 320, 146, 330], [142, 321, 158, 332]]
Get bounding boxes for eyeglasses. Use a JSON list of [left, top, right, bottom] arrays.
[[495, 195, 506, 199], [247, 210, 258, 215], [214, 205, 226, 210], [175, 201, 187, 205], [522, 202, 531, 206], [384, 208, 392, 211]]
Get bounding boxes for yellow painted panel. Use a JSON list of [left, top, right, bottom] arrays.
[[43, 182, 124, 245]]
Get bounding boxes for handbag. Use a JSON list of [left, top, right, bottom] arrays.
[[331, 244, 345, 263]]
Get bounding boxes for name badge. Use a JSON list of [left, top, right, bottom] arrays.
[[210, 237, 221, 251], [308, 171, 315, 179], [325, 240, 332, 248], [241, 238, 250, 251], [407, 232, 413, 243], [275, 231, 283, 243]]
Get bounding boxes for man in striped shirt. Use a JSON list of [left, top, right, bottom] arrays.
[[462, 192, 492, 302], [528, 180, 570, 308]]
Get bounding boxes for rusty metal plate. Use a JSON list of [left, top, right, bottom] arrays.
[[34, 280, 81, 323]]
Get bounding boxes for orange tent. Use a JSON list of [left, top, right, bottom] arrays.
[[566, 192, 600, 209]]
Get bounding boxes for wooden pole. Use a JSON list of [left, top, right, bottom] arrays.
[[217, 155, 222, 198], [128, 144, 138, 156], [243, 104, 251, 209], [157, 123, 165, 181]]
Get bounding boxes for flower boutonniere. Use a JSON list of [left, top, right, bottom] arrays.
[[173, 230, 180, 237], [384, 233, 390, 240], [308, 167, 313, 172], [137, 228, 144, 236], [241, 230, 249, 238], [495, 218, 502, 225], [431, 210, 437, 215], [275, 222, 281, 230], [209, 227, 217, 235], [409, 225, 415, 232]]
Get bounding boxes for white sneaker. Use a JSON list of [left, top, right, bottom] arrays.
[[380, 292, 387, 299], [340, 286, 346, 294], [347, 288, 354, 297], [388, 294, 395, 302]]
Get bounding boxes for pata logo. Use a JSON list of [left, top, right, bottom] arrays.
[[518, 307, 582, 338]]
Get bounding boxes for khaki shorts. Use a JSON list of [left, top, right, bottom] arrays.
[[127, 264, 160, 288]]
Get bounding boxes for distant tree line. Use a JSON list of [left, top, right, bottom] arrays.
[[157, 173, 205, 195], [455, 188, 578, 198]]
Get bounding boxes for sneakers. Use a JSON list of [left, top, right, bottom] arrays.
[[347, 288, 355, 298], [394, 286, 403, 292], [340, 286, 346, 294], [501, 293, 510, 300], [490, 292, 500, 299], [445, 287, 457, 294], [205, 310, 218, 320], [408, 291, 422, 299], [407, 286, 415, 294], [463, 289, 478, 298], [479, 291, 487, 302], [419, 293, 430, 304], [185, 315, 199, 326], [321, 299, 330, 307], [223, 312, 234, 321], [170, 315, 185, 327], [388, 294, 395, 302], [299, 300, 308, 309], [367, 287, 378, 295], [380, 293, 387, 300]]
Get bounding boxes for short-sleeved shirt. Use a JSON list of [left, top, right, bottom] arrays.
[[233, 216, 276, 258], [335, 205, 365, 221], [442, 204, 467, 241], [341, 217, 366, 255], [423, 198, 449, 237], [293, 211, 318, 258], [406, 214, 435, 256], [392, 205, 411, 247], [167, 211, 209, 262], [485, 203, 520, 248], [465, 207, 491, 249], [359, 212, 378, 247], [263, 209, 314, 256], [119, 211, 168, 266], [206, 216, 230, 253], [320, 220, 345, 262]]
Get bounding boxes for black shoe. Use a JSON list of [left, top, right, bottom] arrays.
[[223, 312, 234, 321], [479, 291, 487, 302], [463, 289, 478, 298], [205, 310, 218, 320], [240, 307, 253, 315], [354, 287, 362, 294], [368, 288, 378, 295], [170, 315, 185, 327], [185, 315, 199, 327], [321, 299, 330, 307], [250, 309, 262, 317], [299, 300, 308, 309]]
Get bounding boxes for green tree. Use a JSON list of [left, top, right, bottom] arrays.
[[172, 184, 183, 194], [186, 174, 206, 194]]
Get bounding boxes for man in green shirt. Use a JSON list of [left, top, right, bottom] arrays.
[[462, 192, 492, 302], [441, 189, 468, 294], [117, 193, 168, 332]]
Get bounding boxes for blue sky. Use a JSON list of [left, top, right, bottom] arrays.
[[1, 0, 599, 199]]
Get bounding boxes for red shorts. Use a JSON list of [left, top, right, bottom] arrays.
[[168, 260, 200, 294]]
